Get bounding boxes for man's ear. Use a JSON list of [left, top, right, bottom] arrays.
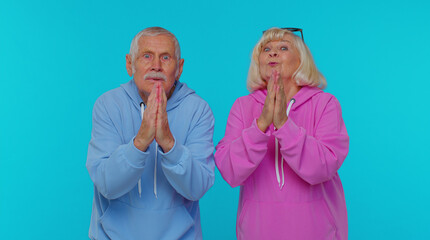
[[176, 58, 185, 80], [126, 54, 133, 77]]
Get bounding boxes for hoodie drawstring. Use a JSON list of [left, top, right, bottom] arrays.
[[154, 143, 158, 198], [275, 98, 295, 190], [139, 102, 158, 198], [138, 103, 144, 198]]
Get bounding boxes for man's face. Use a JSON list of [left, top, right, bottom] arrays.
[[126, 34, 184, 100]]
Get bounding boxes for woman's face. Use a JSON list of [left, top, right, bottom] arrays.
[[258, 35, 300, 84]]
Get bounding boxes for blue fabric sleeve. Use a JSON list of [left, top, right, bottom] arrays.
[[159, 103, 215, 201], [86, 97, 149, 199]]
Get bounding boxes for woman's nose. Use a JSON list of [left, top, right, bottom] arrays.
[[269, 51, 278, 57]]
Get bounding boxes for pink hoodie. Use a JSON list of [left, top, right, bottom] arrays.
[[215, 86, 349, 240]]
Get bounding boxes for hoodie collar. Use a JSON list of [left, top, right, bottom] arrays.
[[249, 88, 268, 104], [120, 79, 195, 111], [120, 79, 142, 110], [291, 86, 322, 109], [250, 85, 322, 110]]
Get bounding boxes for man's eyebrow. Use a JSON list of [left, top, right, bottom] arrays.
[[138, 49, 153, 56], [139, 49, 171, 55]]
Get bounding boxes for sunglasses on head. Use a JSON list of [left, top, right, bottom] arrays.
[[263, 28, 304, 42]]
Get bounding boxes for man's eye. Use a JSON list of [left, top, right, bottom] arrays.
[[162, 56, 170, 60], [143, 54, 151, 58]]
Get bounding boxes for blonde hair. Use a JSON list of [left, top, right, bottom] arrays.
[[247, 27, 326, 91]]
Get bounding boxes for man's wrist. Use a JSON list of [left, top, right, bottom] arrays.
[[159, 136, 175, 153], [134, 138, 150, 152]]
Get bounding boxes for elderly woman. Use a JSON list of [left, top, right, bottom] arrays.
[[214, 28, 349, 240]]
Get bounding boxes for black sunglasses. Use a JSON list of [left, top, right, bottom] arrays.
[[263, 27, 304, 42]]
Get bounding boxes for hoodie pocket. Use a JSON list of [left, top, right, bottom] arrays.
[[99, 201, 194, 240], [237, 199, 336, 240]]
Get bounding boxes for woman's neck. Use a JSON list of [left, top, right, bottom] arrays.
[[283, 79, 302, 101]]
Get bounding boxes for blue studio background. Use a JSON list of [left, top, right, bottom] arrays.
[[1, 0, 429, 239]]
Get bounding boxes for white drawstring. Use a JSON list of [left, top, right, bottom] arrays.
[[138, 102, 144, 198], [275, 138, 281, 187], [154, 142, 158, 198], [140, 102, 158, 198], [275, 98, 295, 190], [286, 98, 295, 118]]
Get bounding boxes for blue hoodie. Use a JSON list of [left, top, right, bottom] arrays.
[[86, 80, 215, 240]]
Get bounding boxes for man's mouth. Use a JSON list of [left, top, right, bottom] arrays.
[[147, 78, 164, 81]]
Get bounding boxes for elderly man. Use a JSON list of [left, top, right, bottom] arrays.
[[86, 27, 215, 240]]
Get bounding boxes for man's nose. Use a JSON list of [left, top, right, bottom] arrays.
[[151, 58, 162, 72]]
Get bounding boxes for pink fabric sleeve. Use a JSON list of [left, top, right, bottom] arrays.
[[273, 97, 349, 185], [214, 99, 270, 187]]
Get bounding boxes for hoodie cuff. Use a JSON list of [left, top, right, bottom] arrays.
[[158, 136, 183, 166], [124, 138, 149, 168], [237, 119, 271, 149], [272, 118, 301, 147], [243, 118, 271, 143]]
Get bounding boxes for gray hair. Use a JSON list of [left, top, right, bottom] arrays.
[[129, 27, 181, 74], [247, 27, 326, 91]]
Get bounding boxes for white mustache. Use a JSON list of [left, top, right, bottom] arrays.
[[144, 72, 167, 81]]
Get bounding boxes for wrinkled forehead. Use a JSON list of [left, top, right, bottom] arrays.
[[137, 34, 176, 53], [260, 33, 296, 50]]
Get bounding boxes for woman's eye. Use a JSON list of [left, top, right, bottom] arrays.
[[263, 47, 270, 52], [281, 47, 288, 51]]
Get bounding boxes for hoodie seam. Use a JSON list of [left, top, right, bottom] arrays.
[[97, 96, 122, 141], [312, 95, 337, 138]]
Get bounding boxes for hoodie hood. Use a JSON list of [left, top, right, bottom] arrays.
[[120, 79, 195, 111], [250, 85, 323, 110]]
